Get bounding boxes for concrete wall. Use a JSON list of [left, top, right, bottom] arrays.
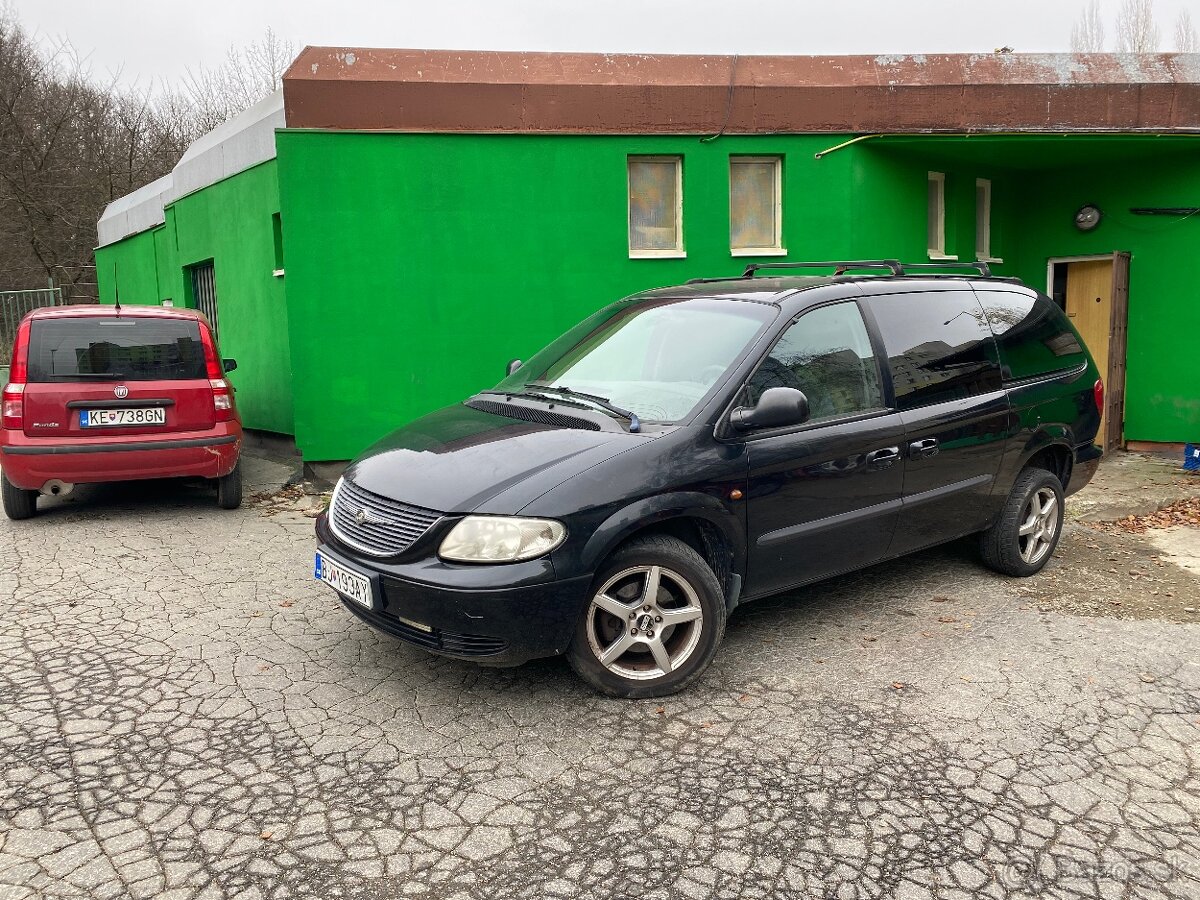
[[96, 161, 294, 437]]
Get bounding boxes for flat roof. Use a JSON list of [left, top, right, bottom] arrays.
[[283, 48, 1200, 134]]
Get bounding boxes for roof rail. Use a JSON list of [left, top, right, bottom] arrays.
[[901, 261, 993, 277], [742, 260, 904, 277]]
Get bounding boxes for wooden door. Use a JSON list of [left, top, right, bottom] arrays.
[[1065, 259, 1114, 444]]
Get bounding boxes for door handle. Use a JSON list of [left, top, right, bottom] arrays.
[[865, 447, 900, 470], [909, 438, 940, 459]]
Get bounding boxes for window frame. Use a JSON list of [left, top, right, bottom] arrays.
[[974, 178, 1003, 264], [719, 298, 891, 442], [729, 155, 786, 257], [927, 172, 957, 261], [627, 155, 685, 259]]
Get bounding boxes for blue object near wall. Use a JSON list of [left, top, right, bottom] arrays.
[[1185, 443, 1200, 472]]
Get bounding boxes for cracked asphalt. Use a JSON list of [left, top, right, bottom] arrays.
[[2, 454, 1199, 899]]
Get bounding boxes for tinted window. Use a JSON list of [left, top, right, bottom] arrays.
[[27, 317, 207, 382], [498, 298, 775, 423], [975, 290, 1085, 381], [747, 301, 883, 422], [866, 290, 1001, 410]]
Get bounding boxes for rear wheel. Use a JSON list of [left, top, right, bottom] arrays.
[[2, 472, 37, 520], [980, 468, 1064, 576], [567, 535, 726, 698], [217, 459, 243, 510]]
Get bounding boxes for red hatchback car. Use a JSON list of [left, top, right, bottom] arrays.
[[1, 305, 242, 519]]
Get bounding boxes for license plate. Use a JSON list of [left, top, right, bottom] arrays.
[[314, 551, 373, 609], [79, 407, 166, 427]]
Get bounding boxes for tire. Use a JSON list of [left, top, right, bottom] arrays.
[[217, 459, 243, 510], [567, 535, 727, 699], [1, 472, 37, 520], [980, 468, 1064, 577]]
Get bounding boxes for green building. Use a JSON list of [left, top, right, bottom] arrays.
[[96, 49, 1200, 463]]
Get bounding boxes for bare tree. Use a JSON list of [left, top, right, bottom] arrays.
[[178, 28, 295, 133], [1115, 0, 1161, 52], [0, 6, 292, 298], [1175, 9, 1199, 52], [1071, 0, 1107, 51]]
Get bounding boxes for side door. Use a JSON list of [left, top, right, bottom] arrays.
[[862, 288, 1012, 556], [739, 299, 907, 599]]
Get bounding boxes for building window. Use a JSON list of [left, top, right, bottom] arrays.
[[927, 172, 954, 260], [271, 213, 285, 276], [730, 156, 784, 256], [628, 156, 683, 257], [975, 179, 1001, 263]]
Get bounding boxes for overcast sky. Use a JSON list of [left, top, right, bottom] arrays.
[[13, 0, 1197, 87]]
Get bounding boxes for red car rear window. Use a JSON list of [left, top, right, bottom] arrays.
[[26, 317, 207, 382]]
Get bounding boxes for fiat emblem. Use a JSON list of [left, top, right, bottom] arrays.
[[114, 385, 129, 399]]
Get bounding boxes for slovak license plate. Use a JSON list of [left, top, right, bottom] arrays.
[[80, 408, 166, 427], [314, 551, 373, 609]]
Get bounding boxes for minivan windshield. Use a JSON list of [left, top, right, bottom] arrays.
[[26, 317, 207, 382], [494, 298, 776, 423]]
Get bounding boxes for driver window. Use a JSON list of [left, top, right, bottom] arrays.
[[747, 301, 883, 422]]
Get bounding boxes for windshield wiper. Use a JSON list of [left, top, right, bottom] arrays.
[[483, 385, 641, 433], [46, 372, 127, 380], [524, 384, 641, 433]]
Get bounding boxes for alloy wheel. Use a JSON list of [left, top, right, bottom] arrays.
[[1018, 486, 1059, 565], [585, 565, 704, 681]]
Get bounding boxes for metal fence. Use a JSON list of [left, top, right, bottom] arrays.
[[1, 288, 62, 365]]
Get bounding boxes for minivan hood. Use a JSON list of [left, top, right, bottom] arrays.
[[345, 403, 645, 514]]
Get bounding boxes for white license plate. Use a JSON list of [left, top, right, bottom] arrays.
[[314, 551, 373, 609], [79, 407, 166, 427]]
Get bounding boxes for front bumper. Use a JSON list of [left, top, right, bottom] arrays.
[[315, 515, 591, 666], [0, 425, 241, 490]]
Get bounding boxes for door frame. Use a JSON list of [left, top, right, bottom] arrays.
[[1045, 252, 1130, 452]]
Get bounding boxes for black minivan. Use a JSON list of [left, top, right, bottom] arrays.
[[315, 261, 1102, 697]]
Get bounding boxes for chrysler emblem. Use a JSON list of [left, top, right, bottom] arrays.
[[114, 385, 129, 399], [354, 508, 379, 526]]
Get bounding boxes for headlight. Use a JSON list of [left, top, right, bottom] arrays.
[[438, 516, 566, 563]]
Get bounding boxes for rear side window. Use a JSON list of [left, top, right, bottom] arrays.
[[974, 290, 1085, 381], [27, 317, 207, 382], [865, 290, 1001, 410], [746, 301, 883, 422]]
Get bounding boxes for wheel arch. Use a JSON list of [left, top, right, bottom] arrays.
[[1018, 426, 1074, 488], [578, 493, 745, 608]]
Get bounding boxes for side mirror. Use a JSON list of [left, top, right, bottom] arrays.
[[222, 358, 238, 374], [505, 358, 523, 377], [730, 387, 810, 431]]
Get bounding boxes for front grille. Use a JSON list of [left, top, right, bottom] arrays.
[[342, 600, 509, 657], [329, 478, 442, 557], [466, 398, 602, 431]]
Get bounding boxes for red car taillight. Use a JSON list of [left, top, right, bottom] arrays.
[[199, 324, 235, 422], [1094, 378, 1104, 415], [2, 319, 30, 430]]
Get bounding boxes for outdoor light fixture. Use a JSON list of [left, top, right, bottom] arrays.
[[1074, 204, 1103, 232]]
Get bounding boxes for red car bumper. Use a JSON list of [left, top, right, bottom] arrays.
[[0, 424, 242, 490]]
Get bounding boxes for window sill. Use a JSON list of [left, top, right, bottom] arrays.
[[731, 248, 788, 258], [272, 268, 285, 278], [629, 250, 687, 260], [977, 256, 1004, 265], [927, 253, 959, 261]]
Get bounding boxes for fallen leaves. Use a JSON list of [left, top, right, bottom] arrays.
[[890, 681, 906, 690], [1139, 673, 1156, 684], [1092, 497, 1200, 534]]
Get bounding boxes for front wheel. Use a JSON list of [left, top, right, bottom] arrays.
[[567, 535, 726, 698], [979, 468, 1064, 577]]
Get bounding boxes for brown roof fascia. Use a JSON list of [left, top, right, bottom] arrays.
[[282, 48, 1200, 134]]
